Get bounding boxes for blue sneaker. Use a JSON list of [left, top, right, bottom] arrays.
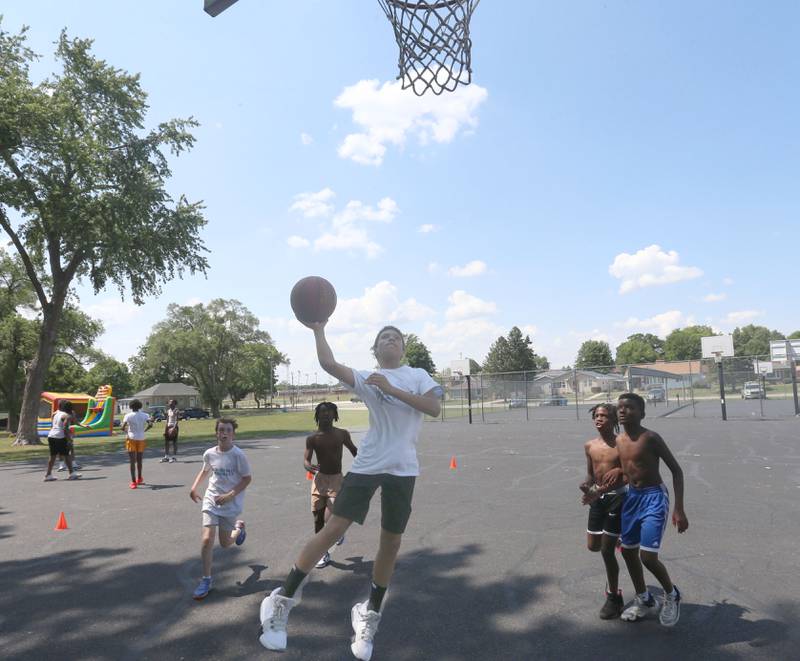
[[193, 576, 212, 600], [235, 520, 246, 546]]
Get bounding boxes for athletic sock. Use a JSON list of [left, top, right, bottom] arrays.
[[368, 582, 387, 612], [283, 566, 307, 598]]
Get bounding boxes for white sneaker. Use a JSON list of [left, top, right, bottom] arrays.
[[67, 472, 82, 480], [315, 552, 331, 569], [170, 456, 177, 463], [351, 601, 381, 661], [72, 462, 82, 470], [621, 593, 657, 622], [160, 456, 169, 463], [44, 474, 57, 482], [258, 587, 300, 651], [57, 464, 67, 472], [336, 535, 345, 546], [659, 586, 681, 627]]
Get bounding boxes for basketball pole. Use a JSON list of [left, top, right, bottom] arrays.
[[788, 341, 799, 416], [466, 374, 473, 424], [717, 357, 727, 421]]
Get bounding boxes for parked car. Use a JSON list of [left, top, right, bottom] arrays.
[[540, 396, 569, 406], [145, 406, 167, 422], [741, 382, 766, 400], [509, 399, 526, 409], [180, 407, 211, 420], [646, 387, 666, 403]]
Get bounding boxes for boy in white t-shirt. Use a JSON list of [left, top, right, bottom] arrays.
[[121, 399, 153, 489], [259, 323, 442, 660], [189, 417, 252, 600]]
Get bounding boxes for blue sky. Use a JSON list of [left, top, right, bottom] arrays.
[[3, 1, 798, 382]]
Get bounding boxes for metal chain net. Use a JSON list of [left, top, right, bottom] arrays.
[[377, 0, 480, 96]]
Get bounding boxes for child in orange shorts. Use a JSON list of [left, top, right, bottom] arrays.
[[122, 399, 153, 489]]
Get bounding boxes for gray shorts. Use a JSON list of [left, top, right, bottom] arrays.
[[202, 510, 239, 531]]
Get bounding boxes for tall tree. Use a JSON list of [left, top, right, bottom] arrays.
[[787, 331, 800, 340], [0, 25, 208, 444], [138, 299, 278, 416], [403, 334, 437, 374], [80, 352, 134, 398], [663, 325, 714, 361], [615, 333, 665, 365], [575, 340, 614, 369], [483, 326, 547, 373], [732, 325, 785, 357], [238, 343, 285, 408]]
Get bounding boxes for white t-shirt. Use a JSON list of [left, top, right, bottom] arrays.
[[166, 407, 179, 427], [202, 445, 252, 517], [123, 411, 150, 440], [48, 411, 70, 439], [346, 366, 442, 477]]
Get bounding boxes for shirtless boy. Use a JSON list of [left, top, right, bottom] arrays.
[[580, 403, 626, 619], [615, 393, 688, 627], [305, 401, 358, 568]]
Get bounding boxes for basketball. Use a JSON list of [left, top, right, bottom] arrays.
[[290, 276, 337, 324]]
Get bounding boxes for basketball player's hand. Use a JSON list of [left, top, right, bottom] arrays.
[[366, 373, 395, 394], [305, 464, 319, 474], [215, 491, 234, 506], [672, 509, 688, 533], [579, 480, 591, 494], [598, 467, 623, 490], [189, 489, 201, 503]]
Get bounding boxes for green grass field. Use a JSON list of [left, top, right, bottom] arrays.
[[0, 409, 370, 462]]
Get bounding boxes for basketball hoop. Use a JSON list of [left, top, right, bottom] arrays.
[[377, 0, 481, 96], [712, 352, 723, 364]]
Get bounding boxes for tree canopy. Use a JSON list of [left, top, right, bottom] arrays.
[[1, 24, 209, 442], [403, 334, 437, 374], [483, 326, 548, 373], [663, 325, 714, 361], [615, 333, 665, 365], [732, 324, 785, 357], [575, 340, 614, 369], [136, 299, 283, 416]]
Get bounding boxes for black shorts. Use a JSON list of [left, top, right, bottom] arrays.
[[587, 491, 624, 537], [332, 472, 416, 535], [48, 437, 69, 457], [164, 426, 179, 442]]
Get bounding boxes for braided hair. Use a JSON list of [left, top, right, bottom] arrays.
[[314, 401, 339, 424]]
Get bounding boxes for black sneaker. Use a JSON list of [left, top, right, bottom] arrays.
[[599, 590, 624, 620]]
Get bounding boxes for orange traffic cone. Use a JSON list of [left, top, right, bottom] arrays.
[[306, 471, 314, 481], [449, 456, 457, 470], [54, 512, 68, 530]]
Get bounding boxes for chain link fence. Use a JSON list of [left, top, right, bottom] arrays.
[[437, 356, 799, 423]]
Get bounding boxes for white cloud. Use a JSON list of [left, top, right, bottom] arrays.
[[448, 260, 487, 278], [720, 310, 763, 325], [520, 324, 538, 337], [617, 310, 696, 338], [423, 317, 504, 360], [418, 224, 438, 234], [328, 281, 435, 331], [332, 198, 398, 227], [703, 292, 727, 302], [83, 298, 143, 329], [334, 78, 488, 166], [289, 188, 335, 218], [609, 245, 703, 294], [300, 132, 313, 145], [311, 196, 399, 259], [445, 290, 497, 321], [287, 235, 310, 248], [315, 225, 383, 259], [723, 277, 735, 286]]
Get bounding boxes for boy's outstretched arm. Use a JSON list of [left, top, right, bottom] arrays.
[[656, 435, 688, 533], [303, 320, 354, 388], [344, 431, 358, 457], [189, 467, 209, 503]]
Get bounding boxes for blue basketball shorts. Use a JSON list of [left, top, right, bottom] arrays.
[[620, 484, 670, 553]]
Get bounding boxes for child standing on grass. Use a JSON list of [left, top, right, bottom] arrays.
[[160, 399, 180, 463], [122, 399, 152, 489], [189, 417, 251, 600]]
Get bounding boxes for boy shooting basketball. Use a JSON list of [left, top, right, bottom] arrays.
[[615, 393, 688, 626], [259, 322, 442, 661], [305, 401, 358, 568], [580, 403, 626, 619]]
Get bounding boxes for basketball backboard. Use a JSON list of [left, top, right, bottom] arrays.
[[753, 359, 774, 375], [770, 339, 800, 365], [701, 335, 734, 360], [450, 359, 471, 376]]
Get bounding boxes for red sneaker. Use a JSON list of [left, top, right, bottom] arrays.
[[129, 481, 137, 489], [136, 477, 144, 485]]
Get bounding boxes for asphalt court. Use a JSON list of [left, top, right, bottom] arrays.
[[1, 415, 798, 660]]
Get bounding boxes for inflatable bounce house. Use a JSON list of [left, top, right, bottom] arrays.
[[37, 384, 116, 438]]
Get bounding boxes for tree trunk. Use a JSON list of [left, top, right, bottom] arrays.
[[14, 303, 64, 445]]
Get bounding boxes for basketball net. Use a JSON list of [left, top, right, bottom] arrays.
[[377, 0, 481, 96]]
